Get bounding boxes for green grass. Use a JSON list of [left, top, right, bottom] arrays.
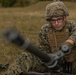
[[0, 1, 76, 75]]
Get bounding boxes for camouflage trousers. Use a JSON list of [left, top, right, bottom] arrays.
[[5, 52, 46, 75], [5, 52, 76, 75]]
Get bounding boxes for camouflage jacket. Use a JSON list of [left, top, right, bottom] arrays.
[[38, 20, 76, 62]]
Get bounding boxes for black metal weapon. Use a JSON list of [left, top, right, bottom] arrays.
[[2, 27, 73, 75]]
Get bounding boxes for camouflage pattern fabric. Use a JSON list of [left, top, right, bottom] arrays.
[[5, 52, 46, 75], [45, 1, 69, 21]]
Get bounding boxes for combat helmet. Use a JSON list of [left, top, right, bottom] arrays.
[[45, 1, 69, 21]]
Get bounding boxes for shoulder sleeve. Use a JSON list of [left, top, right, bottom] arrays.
[[38, 24, 51, 53], [68, 20, 76, 44]]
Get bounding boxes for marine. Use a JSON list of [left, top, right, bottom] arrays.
[[4, 1, 76, 75]]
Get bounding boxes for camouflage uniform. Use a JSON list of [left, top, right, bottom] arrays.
[[5, 1, 76, 75], [38, 20, 76, 74]]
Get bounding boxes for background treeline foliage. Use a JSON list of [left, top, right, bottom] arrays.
[[0, 0, 39, 7], [0, 0, 16, 7], [0, 0, 75, 7]]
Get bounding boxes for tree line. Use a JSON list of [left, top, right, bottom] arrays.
[[0, 0, 75, 7]]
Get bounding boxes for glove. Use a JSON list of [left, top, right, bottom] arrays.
[[60, 42, 73, 54]]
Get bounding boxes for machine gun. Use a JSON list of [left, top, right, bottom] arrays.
[[2, 28, 73, 75]]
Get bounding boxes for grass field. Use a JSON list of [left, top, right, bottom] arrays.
[[0, 1, 76, 75]]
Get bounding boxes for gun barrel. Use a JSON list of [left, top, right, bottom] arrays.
[[2, 28, 57, 68], [25, 42, 51, 63]]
